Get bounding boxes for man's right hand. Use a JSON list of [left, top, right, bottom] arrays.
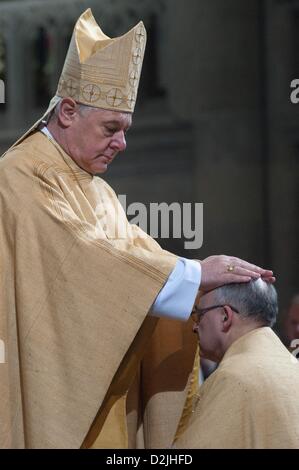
[[197, 255, 275, 292]]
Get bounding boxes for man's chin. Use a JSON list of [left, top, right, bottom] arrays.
[[93, 164, 109, 175]]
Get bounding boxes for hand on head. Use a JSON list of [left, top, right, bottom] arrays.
[[196, 255, 275, 291]]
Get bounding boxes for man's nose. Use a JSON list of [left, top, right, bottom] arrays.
[[111, 131, 127, 152]]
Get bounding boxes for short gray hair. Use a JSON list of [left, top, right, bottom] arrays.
[[211, 278, 278, 327], [47, 100, 96, 123], [76, 103, 97, 116]]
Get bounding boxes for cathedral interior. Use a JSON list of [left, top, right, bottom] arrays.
[[0, 0, 298, 337]]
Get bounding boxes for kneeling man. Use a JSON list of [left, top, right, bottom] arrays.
[[174, 279, 299, 449]]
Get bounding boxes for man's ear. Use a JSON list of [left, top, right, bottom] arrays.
[[221, 305, 233, 332], [57, 98, 78, 127]]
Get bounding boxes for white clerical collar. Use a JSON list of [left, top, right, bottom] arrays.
[[40, 126, 55, 141]]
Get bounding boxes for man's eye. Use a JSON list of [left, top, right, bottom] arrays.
[[104, 125, 118, 133]]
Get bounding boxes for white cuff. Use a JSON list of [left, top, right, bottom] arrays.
[[150, 258, 201, 321]]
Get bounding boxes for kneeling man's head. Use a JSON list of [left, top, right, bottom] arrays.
[[192, 279, 278, 363]]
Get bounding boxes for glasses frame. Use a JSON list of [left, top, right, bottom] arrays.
[[191, 304, 240, 323]]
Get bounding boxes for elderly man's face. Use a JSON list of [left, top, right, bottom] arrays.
[[192, 291, 224, 362], [64, 107, 132, 175]]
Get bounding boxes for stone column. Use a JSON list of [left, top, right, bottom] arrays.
[[265, 0, 299, 312], [2, 15, 27, 129], [163, 0, 266, 266]]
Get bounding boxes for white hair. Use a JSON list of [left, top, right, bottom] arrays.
[[212, 278, 278, 327], [47, 99, 97, 123]]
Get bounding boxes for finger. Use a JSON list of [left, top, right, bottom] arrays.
[[260, 270, 274, 277], [232, 259, 273, 275], [262, 276, 276, 283], [226, 266, 260, 278], [238, 263, 265, 274], [226, 275, 252, 283], [231, 259, 262, 272], [230, 268, 276, 282], [228, 268, 276, 284]]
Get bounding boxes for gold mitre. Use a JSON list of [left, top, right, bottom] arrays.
[[57, 8, 146, 113], [6, 9, 146, 151]]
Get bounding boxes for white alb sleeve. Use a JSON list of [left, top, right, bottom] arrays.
[[150, 258, 201, 321]]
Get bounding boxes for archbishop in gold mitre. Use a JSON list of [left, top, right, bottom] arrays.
[[0, 9, 198, 449]]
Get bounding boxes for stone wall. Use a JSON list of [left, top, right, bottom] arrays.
[[0, 0, 298, 327]]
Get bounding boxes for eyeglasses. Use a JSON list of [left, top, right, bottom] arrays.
[[191, 304, 240, 323]]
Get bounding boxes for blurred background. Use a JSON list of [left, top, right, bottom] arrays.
[[0, 0, 298, 337]]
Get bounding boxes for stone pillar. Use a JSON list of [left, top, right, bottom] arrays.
[[265, 0, 299, 313], [2, 15, 27, 129], [163, 0, 266, 266]]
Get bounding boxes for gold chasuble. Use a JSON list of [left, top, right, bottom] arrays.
[[175, 328, 299, 449], [0, 131, 197, 448]]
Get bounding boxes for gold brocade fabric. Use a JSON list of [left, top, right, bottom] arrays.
[[138, 318, 197, 448], [3, 9, 146, 152], [57, 9, 146, 113], [83, 314, 198, 449], [172, 345, 200, 445], [175, 328, 299, 449], [0, 131, 183, 448], [82, 316, 159, 449]]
